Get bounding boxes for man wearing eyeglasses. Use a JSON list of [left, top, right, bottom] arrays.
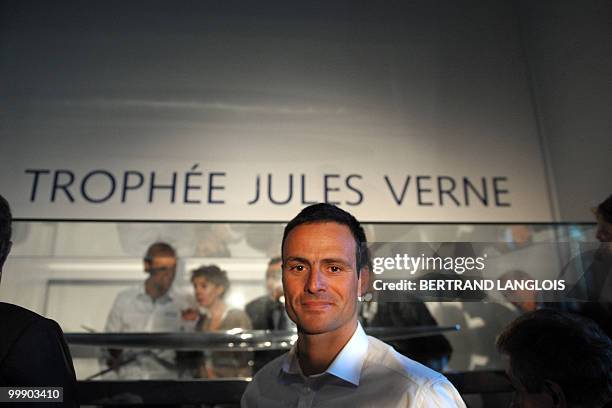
[[104, 242, 182, 379]]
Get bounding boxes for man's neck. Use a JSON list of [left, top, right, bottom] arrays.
[[296, 319, 358, 376], [144, 279, 164, 300], [207, 298, 226, 317]]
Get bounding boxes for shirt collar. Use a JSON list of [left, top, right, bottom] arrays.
[[281, 322, 369, 386], [138, 284, 174, 303]]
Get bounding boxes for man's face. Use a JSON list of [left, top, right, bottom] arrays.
[[282, 222, 364, 335], [145, 256, 177, 296]]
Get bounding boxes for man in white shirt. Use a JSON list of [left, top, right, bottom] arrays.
[[104, 242, 182, 379], [241, 203, 466, 407]]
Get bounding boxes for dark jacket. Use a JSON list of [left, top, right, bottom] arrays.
[[0, 302, 78, 407]]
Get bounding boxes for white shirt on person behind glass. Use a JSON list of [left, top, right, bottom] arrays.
[[104, 285, 186, 379], [241, 323, 466, 408]]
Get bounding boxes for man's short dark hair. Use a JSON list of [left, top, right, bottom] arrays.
[[0, 194, 12, 260], [281, 203, 369, 275], [191, 264, 230, 298], [597, 194, 612, 225], [144, 242, 177, 262], [0, 194, 11, 243], [497, 309, 612, 407]]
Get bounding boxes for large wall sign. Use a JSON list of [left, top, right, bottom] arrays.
[[0, 2, 553, 222]]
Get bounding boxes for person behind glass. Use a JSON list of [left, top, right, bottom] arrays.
[[560, 193, 612, 338], [104, 242, 182, 379], [186, 265, 252, 378], [245, 257, 294, 373], [241, 203, 466, 408], [0, 194, 78, 407], [497, 309, 612, 408], [245, 257, 290, 331]]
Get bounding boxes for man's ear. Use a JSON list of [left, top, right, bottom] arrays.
[[143, 259, 152, 274], [358, 266, 369, 298], [544, 380, 566, 408]]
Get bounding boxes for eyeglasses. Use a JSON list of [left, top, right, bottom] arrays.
[[148, 265, 176, 274]]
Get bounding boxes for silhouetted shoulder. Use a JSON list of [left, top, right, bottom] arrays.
[[0, 302, 49, 362], [0, 302, 79, 407]]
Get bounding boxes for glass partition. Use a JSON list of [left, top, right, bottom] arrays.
[[0, 221, 599, 381]]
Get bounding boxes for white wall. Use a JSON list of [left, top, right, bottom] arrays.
[[1, 0, 555, 223], [518, 0, 612, 221]]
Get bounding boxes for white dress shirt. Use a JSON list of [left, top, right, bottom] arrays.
[[104, 285, 183, 379], [105, 285, 183, 333], [241, 323, 466, 408]]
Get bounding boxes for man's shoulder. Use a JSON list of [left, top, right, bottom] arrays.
[[0, 303, 64, 359], [113, 286, 143, 302], [249, 351, 286, 382], [0, 302, 44, 322], [0, 302, 62, 332], [364, 336, 465, 406], [0, 302, 52, 338], [118, 285, 142, 296], [245, 296, 271, 311], [241, 352, 286, 407], [365, 335, 447, 386]]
